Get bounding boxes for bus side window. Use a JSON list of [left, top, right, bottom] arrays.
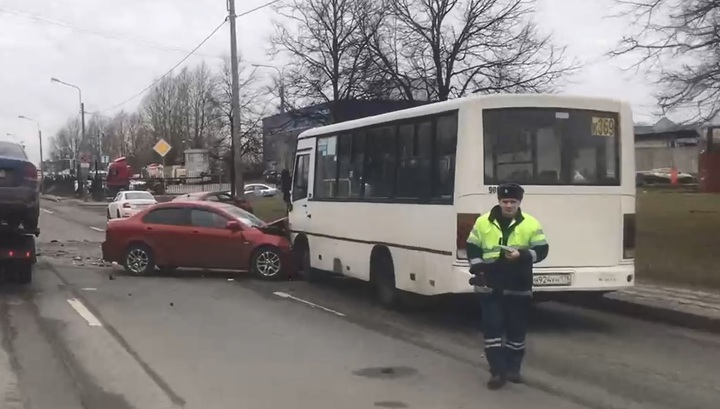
[[292, 154, 310, 202]]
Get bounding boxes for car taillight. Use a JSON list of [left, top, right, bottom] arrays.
[[623, 213, 635, 259], [24, 163, 37, 181], [456, 213, 481, 259]]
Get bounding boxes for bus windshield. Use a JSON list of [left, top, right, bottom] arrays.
[[483, 108, 620, 186]]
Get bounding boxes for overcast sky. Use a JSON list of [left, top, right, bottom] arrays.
[[0, 0, 656, 165]]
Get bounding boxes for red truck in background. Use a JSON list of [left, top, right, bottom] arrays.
[[106, 157, 132, 197]]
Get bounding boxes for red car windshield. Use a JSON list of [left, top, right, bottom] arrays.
[[222, 205, 265, 228]]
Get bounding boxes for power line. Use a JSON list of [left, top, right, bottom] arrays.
[[236, 0, 282, 17], [97, 0, 282, 113], [0, 6, 218, 58], [98, 18, 228, 112]]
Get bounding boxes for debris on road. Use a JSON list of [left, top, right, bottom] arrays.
[[37, 240, 112, 268]]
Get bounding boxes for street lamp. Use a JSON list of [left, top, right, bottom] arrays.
[[5, 132, 23, 146], [50, 77, 85, 166], [251, 64, 286, 113], [18, 115, 44, 192]]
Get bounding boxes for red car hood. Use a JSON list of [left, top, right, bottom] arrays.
[[257, 217, 289, 237]]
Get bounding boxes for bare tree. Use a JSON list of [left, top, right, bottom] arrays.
[[49, 118, 82, 162], [214, 57, 268, 166], [187, 62, 222, 149], [364, 0, 578, 101], [609, 0, 720, 123], [270, 0, 393, 116]]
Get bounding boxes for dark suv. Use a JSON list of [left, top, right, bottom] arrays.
[[0, 141, 39, 231]]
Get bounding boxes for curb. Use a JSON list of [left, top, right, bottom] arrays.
[[567, 295, 720, 335], [40, 195, 62, 202], [77, 201, 109, 207]]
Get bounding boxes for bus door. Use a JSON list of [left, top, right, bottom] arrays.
[[288, 139, 315, 232]]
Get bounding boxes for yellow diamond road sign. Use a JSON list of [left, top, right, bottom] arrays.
[[153, 138, 172, 157]]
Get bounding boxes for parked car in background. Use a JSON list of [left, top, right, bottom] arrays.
[[244, 183, 278, 197], [107, 190, 157, 219], [0, 141, 39, 231], [172, 191, 253, 213], [263, 170, 279, 185], [636, 167, 696, 186], [101, 201, 292, 279]]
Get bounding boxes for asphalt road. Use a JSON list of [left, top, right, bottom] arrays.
[[0, 200, 716, 409]]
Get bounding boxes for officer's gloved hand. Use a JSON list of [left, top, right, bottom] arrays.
[[469, 273, 486, 287], [469, 263, 486, 276]]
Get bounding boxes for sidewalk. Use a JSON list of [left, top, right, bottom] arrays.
[[572, 282, 720, 334], [42, 195, 108, 207]]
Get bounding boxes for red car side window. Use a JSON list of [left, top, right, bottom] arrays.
[[142, 208, 189, 225], [190, 209, 227, 229]]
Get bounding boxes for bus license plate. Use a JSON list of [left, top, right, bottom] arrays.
[[533, 273, 571, 287]]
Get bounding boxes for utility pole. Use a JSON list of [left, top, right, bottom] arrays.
[[80, 102, 86, 155], [228, 0, 244, 198]]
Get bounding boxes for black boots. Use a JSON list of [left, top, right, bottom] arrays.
[[487, 372, 522, 390], [487, 374, 506, 390]]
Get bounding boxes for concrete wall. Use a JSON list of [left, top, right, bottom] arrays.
[[635, 146, 699, 173]]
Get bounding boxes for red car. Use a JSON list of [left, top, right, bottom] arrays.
[[101, 201, 292, 279], [172, 191, 253, 213]]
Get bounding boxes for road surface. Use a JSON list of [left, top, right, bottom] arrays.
[[0, 199, 716, 408]]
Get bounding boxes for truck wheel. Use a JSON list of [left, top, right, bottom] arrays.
[[24, 206, 39, 232], [15, 262, 32, 285], [23, 218, 38, 232], [124, 243, 155, 275]]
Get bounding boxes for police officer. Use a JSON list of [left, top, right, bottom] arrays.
[[466, 183, 549, 390]]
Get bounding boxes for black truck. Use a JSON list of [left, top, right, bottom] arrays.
[[0, 224, 37, 284]]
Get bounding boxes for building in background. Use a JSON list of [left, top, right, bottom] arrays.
[[634, 117, 703, 174]]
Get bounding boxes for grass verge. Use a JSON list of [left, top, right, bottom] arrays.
[[247, 195, 287, 222], [636, 190, 720, 290]]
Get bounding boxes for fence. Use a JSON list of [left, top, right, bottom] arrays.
[[129, 175, 231, 195], [635, 146, 699, 174]]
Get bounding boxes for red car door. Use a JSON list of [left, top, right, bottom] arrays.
[[188, 207, 246, 270], [139, 207, 194, 268]]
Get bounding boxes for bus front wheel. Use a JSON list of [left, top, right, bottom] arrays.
[[295, 240, 324, 282]]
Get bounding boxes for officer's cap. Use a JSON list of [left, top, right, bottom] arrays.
[[497, 183, 524, 201]]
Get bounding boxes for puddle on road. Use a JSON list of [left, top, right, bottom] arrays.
[[374, 401, 409, 408], [352, 366, 418, 379]]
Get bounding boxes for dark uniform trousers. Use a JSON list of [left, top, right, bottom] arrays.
[[479, 291, 531, 376]]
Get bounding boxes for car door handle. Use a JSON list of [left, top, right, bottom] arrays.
[[146, 227, 153, 231], [193, 230, 200, 233], [306, 214, 311, 218]]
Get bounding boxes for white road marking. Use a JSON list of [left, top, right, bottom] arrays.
[[81, 287, 97, 291], [89, 226, 105, 232], [273, 291, 347, 317], [67, 298, 103, 327], [41, 208, 54, 215]]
